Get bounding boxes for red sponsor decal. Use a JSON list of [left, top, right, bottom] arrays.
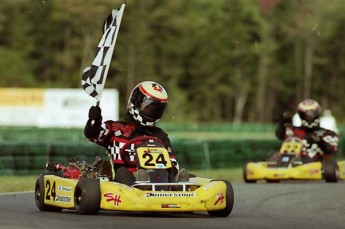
[[161, 204, 180, 208], [247, 169, 254, 176], [104, 193, 122, 206], [308, 168, 319, 175], [152, 83, 163, 93], [214, 193, 225, 206]]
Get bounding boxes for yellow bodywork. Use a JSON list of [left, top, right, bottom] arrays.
[[100, 178, 226, 212], [339, 161, 345, 178], [42, 175, 228, 212], [245, 160, 345, 181], [43, 176, 78, 209]]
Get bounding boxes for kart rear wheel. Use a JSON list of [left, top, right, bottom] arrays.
[[35, 172, 62, 212], [207, 180, 234, 217], [74, 178, 101, 215], [323, 160, 339, 183], [243, 162, 257, 183]]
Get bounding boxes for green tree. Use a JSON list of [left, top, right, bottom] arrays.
[[0, 0, 36, 86], [1, 0, 345, 123]]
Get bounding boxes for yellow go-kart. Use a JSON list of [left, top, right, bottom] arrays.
[[35, 137, 234, 217], [243, 137, 345, 183]]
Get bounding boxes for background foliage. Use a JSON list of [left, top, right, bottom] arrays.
[[1, 0, 345, 124]]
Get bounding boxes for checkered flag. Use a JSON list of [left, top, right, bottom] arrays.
[[82, 1, 126, 101]]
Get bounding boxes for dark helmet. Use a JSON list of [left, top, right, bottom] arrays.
[[127, 81, 168, 127], [297, 99, 321, 128]]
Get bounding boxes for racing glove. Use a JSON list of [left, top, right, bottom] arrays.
[[275, 110, 293, 140], [84, 105, 103, 139], [88, 105, 102, 126], [281, 110, 293, 125]]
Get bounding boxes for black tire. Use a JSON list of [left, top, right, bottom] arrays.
[[323, 160, 339, 183], [243, 162, 257, 183], [74, 178, 101, 215], [34, 172, 62, 212], [208, 180, 234, 217]]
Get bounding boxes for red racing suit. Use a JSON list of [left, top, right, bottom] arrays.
[[84, 112, 179, 173], [275, 122, 338, 162]]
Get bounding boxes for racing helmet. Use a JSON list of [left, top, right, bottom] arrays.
[[297, 99, 321, 128], [127, 81, 168, 127]]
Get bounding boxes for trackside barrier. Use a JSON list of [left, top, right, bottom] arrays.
[[0, 124, 344, 174], [0, 139, 281, 174], [0, 141, 104, 175], [0, 123, 277, 142], [172, 139, 281, 169], [0, 127, 85, 142], [159, 123, 276, 133]]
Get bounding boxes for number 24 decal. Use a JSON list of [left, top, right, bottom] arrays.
[[45, 180, 56, 201], [142, 153, 168, 166]]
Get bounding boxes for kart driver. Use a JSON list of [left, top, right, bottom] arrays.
[[84, 81, 189, 185], [275, 99, 339, 163]]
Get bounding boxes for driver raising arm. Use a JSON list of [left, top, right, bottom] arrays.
[[275, 99, 338, 163], [84, 81, 188, 185]]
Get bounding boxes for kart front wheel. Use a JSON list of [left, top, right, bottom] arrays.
[[208, 180, 234, 217], [323, 160, 339, 183], [74, 178, 101, 215], [35, 172, 62, 212]]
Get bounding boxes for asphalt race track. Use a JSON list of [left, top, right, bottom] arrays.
[[0, 181, 344, 229]]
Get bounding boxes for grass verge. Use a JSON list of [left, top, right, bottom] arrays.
[[0, 175, 38, 193]]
